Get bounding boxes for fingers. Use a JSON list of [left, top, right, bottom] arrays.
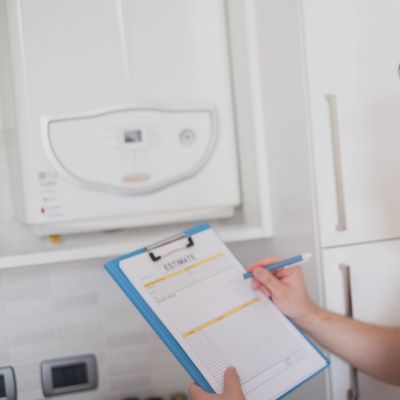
[[275, 266, 303, 281], [252, 267, 285, 296], [188, 383, 211, 400], [251, 279, 261, 290], [252, 279, 272, 297], [260, 286, 272, 297], [189, 369, 244, 400], [253, 268, 301, 297], [224, 367, 245, 399], [248, 258, 280, 293]]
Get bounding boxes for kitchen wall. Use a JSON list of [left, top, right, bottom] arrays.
[[0, 0, 328, 399], [0, 258, 191, 400]]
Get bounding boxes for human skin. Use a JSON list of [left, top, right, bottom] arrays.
[[188, 259, 400, 399], [250, 261, 400, 387], [189, 368, 244, 400]]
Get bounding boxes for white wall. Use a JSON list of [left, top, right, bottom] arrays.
[[0, 258, 192, 400]]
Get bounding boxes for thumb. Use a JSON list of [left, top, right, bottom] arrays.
[[224, 367, 244, 398], [253, 267, 285, 296], [189, 383, 209, 400]]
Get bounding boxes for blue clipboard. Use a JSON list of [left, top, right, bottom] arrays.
[[104, 223, 329, 398]]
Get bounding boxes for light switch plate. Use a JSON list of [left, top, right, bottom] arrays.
[[0, 366, 17, 400], [41, 354, 97, 397]]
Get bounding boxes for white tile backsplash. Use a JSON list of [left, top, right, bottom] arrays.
[[0, 349, 10, 364], [0, 258, 191, 400]]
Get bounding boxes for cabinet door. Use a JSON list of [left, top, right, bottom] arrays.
[[303, 0, 400, 247], [322, 240, 400, 399]]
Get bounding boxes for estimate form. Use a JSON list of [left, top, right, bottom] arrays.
[[116, 226, 328, 399]]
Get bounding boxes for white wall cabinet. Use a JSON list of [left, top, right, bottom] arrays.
[[302, 0, 400, 398], [322, 241, 400, 400], [303, 0, 400, 248]]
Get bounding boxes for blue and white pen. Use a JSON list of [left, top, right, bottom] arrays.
[[242, 253, 312, 280]]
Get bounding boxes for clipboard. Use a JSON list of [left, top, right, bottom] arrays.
[[104, 223, 329, 399], [105, 223, 214, 392]]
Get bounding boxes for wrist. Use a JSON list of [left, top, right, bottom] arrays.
[[292, 302, 322, 332]]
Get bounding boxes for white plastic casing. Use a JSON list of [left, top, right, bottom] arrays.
[[5, 0, 241, 235]]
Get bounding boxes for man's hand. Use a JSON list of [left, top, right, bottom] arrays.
[[248, 260, 400, 387], [247, 259, 319, 326], [189, 367, 245, 400]]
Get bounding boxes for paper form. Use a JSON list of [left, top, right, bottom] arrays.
[[120, 228, 327, 400]]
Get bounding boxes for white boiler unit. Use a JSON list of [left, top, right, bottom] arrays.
[[5, 0, 241, 235]]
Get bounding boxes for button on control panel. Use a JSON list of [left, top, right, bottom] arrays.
[[179, 129, 196, 146]]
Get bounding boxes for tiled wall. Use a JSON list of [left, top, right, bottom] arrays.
[[0, 258, 191, 400]]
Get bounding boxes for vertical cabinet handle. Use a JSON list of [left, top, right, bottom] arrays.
[[339, 264, 359, 400], [339, 264, 353, 317], [325, 94, 347, 231]]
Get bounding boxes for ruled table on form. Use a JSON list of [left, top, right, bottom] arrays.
[[185, 298, 307, 392]]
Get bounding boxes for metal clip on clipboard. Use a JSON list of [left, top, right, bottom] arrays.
[[146, 232, 194, 262]]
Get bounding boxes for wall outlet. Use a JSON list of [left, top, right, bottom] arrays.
[[41, 354, 97, 397]]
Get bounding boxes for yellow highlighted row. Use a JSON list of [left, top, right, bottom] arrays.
[[182, 297, 261, 338], [144, 252, 224, 288]]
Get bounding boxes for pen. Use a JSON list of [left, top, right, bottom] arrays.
[[242, 253, 312, 279]]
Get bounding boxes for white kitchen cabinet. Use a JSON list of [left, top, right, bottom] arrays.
[[302, 0, 400, 248], [322, 240, 400, 399], [303, 1, 400, 398]]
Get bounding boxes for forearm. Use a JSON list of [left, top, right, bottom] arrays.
[[294, 307, 400, 386]]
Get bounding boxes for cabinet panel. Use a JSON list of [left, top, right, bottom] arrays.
[[303, 0, 400, 247], [322, 240, 400, 399]]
